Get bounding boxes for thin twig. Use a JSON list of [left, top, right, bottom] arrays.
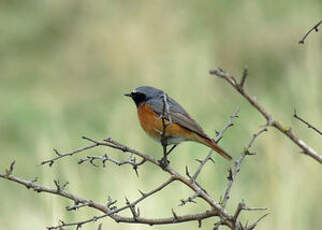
[[247, 213, 270, 230], [222, 128, 267, 207], [233, 201, 267, 221], [66, 202, 91, 211], [192, 108, 240, 181], [179, 192, 200, 206], [0, 162, 108, 214], [298, 19, 322, 44], [210, 68, 322, 164], [214, 107, 240, 143], [294, 110, 322, 136], [78, 153, 146, 176]]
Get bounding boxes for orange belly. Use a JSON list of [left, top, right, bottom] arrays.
[[137, 103, 196, 143]]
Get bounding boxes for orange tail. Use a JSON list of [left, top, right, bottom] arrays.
[[197, 136, 232, 160]]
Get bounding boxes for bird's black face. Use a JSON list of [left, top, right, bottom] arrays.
[[125, 91, 147, 107]]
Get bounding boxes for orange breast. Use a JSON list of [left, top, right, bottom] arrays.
[[137, 103, 195, 142]]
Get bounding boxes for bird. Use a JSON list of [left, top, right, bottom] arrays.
[[125, 86, 232, 161]]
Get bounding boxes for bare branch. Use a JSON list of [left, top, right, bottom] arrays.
[[66, 202, 91, 211], [0, 164, 108, 214], [233, 201, 267, 221], [5, 100, 267, 229], [247, 213, 270, 230], [192, 108, 240, 181], [41, 143, 100, 167], [179, 192, 199, 206], [294, 110, 322, 136], [210, 68, 322, 164], [222, 128, 267, 207], [2, 137, 238, 229], [78, 153, 146, 176], [298, 19, 322, 44], [214, 107, 240, 143]]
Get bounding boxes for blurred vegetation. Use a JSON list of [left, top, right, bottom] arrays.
[[0, 0, 321, 229]]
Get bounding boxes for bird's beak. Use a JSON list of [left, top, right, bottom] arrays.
[[124, 93, 132, 97]]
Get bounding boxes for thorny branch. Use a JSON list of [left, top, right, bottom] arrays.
[[298, 19, 322, 44], [209, 67, 322, 164], [173, 108, 239, 207], [192, 107, 240, 182], [78, 153, 146, 176], [294, 110, 322, 136], [0, 106, 269, 230], [222, 128, 268, 208]]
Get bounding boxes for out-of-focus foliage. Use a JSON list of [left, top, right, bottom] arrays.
[[0, 1, 321, 229]]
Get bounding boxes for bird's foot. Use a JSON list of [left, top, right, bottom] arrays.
[[158, 157, 170, 169]]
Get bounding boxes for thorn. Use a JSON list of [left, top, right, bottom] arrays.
[[246, 151, 256, 156], [198, 219, 202, 228], [227, 168, 233, 181], [171, 208, 178, 220], [133, 165, 139, 177], [59, 219, 65, 225], [89, 157, 99, 167], [239, 66, 248, 88], [5, 161, 16, 176], [209, 157, 215, 164], [54, 180, 69, 192], [195, 159, 203, 164], [185, 166, 191, 178], [125, 197, 130, 205], [107, 196, 117, 209], [248, 213, 270, 230], [104, 137, 112, 142], [78, 159, 85, 164], [30, 177, 38, 183], [138, 189, 146, 197], [53, 148, 62, 156]]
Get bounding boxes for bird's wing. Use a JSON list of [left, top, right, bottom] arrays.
[[147, 95, 207, 138]]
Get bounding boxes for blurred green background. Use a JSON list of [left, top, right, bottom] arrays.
[[0, 0, 321, 229]]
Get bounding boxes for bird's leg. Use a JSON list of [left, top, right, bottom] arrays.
[[159, 136, 170, 169], [158, 92, 173, 169]]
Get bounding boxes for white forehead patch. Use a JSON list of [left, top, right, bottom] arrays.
[[132, 88, 137, 93]]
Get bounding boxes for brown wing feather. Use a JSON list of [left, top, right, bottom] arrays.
[[169, 111, 208, 138]]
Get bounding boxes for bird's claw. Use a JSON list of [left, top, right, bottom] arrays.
[[158, 157, 170, 169]]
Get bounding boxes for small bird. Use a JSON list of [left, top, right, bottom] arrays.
[[125, 86, 232, 161]]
